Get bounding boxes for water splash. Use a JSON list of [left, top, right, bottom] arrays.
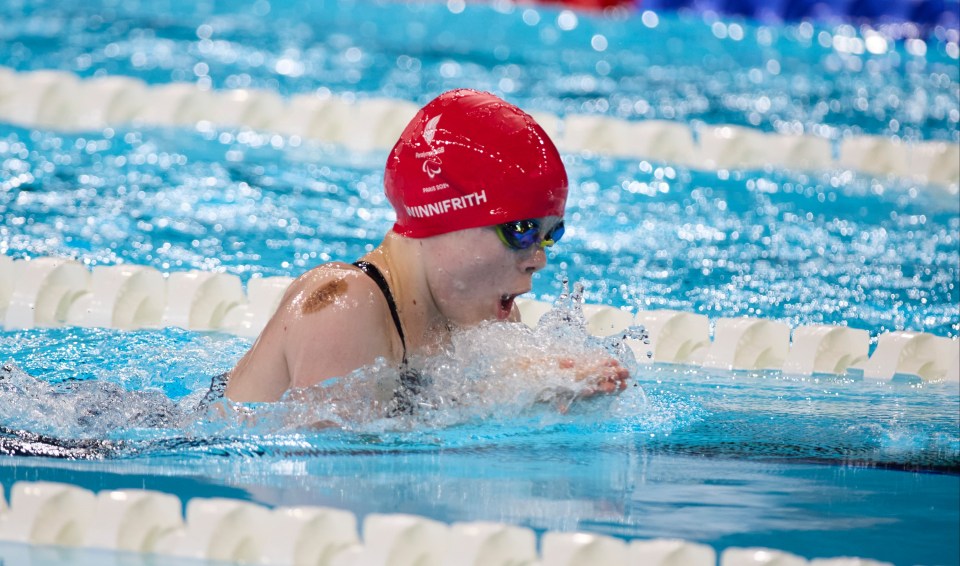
[[0, 285, 656, 456], [216, 281, 652, 433]]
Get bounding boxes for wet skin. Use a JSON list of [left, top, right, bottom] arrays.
[[225, 222, 629, 404]]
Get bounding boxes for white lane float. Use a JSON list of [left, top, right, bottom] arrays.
[[343, 97, 419, 151], [630, 119, 700, 165], [540, 531, 629, 566], [0, 255, 13, 323], [84, 489, 183, 553], [66, 75, 149, 131], [207, 88, 286, 131], [444, 522, 538, 566], [558, 114, 625, 155], [530, 110, 562, 142], [301, 94, 420, 151], [697, 124, 770, 170], [0, 66, 16, 100], [261, 506, 360, 566], [0, 481, 96, 547], [338, 513, 450, 566], [559, 116, 698, 166], [1, 67, 959, 186], [2, 67, 959, 186], [133, 82, 210, 127], [851, 331, 959, 381], [633, 309, 711, 365], [160, 270, 244, 331], [948, 343, 960, 383], [782, 325, 870, 376], [272, 92, 333, 138], [0, 480, 905, 565], [515, 297, 553, 328], [701, 317, 792, 371], [301, 95, 354, 145], [838, 135, 908, 179], [0, 69, 80, 129], [65, 264, 166, 330], [3, 257, 91, 331], [809, 558, 893, 565], [220, 275, 293, 338], [629, 538, 716, 565], [758, 132, 833, 172], [1, 254, 956, 382], [582, 304, 635, 337], [904, 140, 960, 189], [721, 547, 809, 566], [152, 497, 272, 563]]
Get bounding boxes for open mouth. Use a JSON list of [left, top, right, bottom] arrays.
[[497, 293, 517, 320]]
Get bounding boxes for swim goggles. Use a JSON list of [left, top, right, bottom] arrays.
[[495, 219, 565, 250]]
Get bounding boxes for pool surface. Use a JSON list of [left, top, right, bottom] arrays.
[[1, 1, 959, 564]]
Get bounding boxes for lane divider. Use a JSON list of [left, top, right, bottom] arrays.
[[0, 68, 957, 189], [0, 480, 893, 565], [0, 54, 942, 566], [1, 254, 956, 382]]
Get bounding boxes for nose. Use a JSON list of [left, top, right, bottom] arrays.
[[519, 246, 547, 274]]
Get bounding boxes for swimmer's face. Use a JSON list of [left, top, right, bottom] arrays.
[[420, 216, 561, 326]]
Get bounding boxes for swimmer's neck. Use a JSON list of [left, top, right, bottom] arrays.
[[360, 231, 451, 356]]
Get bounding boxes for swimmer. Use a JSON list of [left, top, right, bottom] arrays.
[[222, 89, 629, 410]]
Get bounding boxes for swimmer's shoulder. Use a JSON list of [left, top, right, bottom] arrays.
[[274, 261, 389, 324], [271, 262, 398, 387]]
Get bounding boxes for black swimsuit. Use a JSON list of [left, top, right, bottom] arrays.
[[197, 261, 428, 416], [352, 261, 429, 416]]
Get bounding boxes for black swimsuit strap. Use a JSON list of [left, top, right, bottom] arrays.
[[352, 261, 407, 362]]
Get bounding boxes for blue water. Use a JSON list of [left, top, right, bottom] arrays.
[[1, 1, 959, 565], [1, 0, 958, 141], [2, 123, 957, 336], [1, 323, 958, 564]]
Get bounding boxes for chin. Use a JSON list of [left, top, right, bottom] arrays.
[[448, 311, 495, 329]]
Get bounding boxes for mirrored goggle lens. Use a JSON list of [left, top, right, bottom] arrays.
[[542, 221, 564, 246], [498, 220, 564, 250]]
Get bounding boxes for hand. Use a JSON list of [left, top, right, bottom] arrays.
[[545, 356, 630, 414], [558, 356, 630, 396]]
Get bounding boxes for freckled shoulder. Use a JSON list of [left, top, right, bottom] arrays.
[[302, 278, 348, 315], [274, 262, 399, 389], [282, 263, 382, 318]]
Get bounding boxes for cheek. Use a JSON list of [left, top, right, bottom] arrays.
[[429, 250, 512, 319], [443, 254, 500, 296]]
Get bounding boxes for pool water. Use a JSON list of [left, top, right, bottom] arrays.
[[1, 0, 959, 564], [1, 320, 958, 564], [2, 122, 957, 335], [3, 0, 959, 142]]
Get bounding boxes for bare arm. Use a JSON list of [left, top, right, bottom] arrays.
[[282, 270, 398, 390], [226, 265, 399, 402]]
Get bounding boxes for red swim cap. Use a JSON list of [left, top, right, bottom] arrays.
[[384, 89, 568, 238]]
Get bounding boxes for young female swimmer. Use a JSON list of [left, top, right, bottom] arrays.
[[222, 89, 629, 409]]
